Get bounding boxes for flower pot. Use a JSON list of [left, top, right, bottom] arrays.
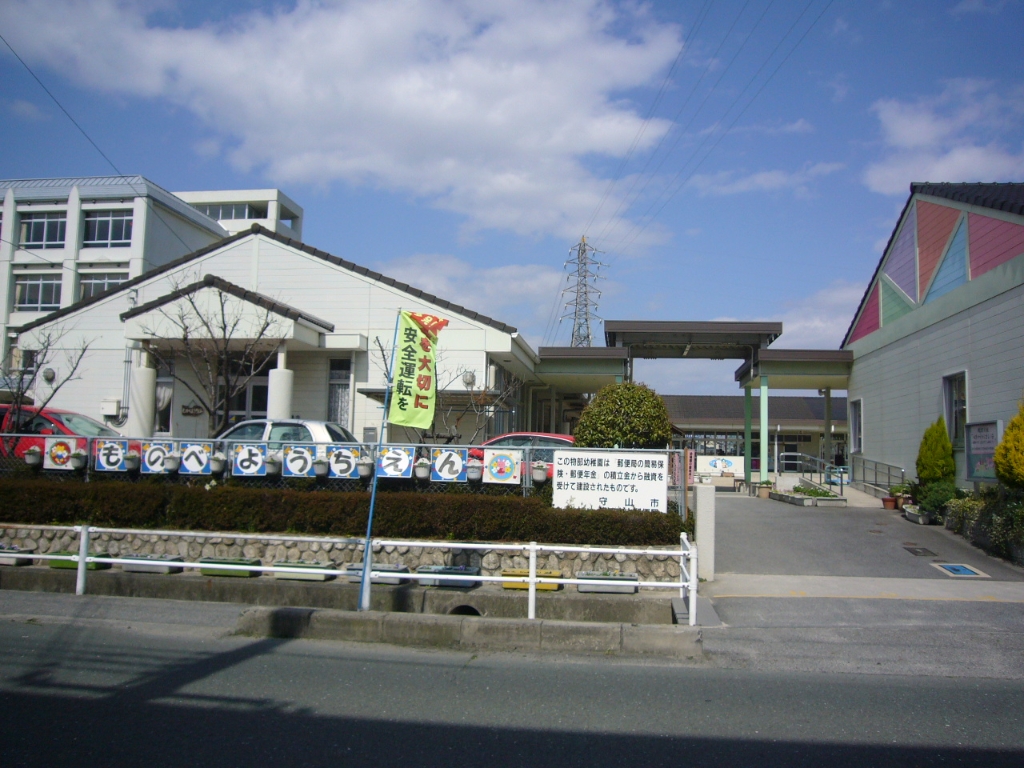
[[577, 571, 639, 594], [0, 545, 36, 566], [313, 461, 329, 478], [415, 565, 481, 588], [163, 455, 180, 473], [124, 455, 140, 471], [199, 557, 262, 577], [121, 554, 184, 574], [345, 562, 411, 585], [356, 460, 374, 479], [466, 462, 483, 482], [48, 551, 111, 570], [531, 466, 548, 484], [24, 451, 42, 468], [757, 486, 771, 499], [273, 560, 336, 581], [210, 457, 226, 475], [69, 454, 88, 470], [501, 568, 561, 591], [265, 459, 281, 476], [903, 504, 932, 525], [882, 496, 897, 510], [414, 464, 431, 480]]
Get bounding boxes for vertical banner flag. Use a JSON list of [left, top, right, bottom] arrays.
[[387, 311, 449, 430]]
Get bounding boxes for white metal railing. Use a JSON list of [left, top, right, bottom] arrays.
[[780, 452, 846, 496], [1, 525, 698, 625], [850, 454, 905, 490]]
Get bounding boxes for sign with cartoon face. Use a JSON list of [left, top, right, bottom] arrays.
[[43, 438, 80, 470], [141, 442, 174, 474], [179, 443, 213, 475], [483, 449, 521, 484], [95, 439, 129, 472], [326, 446, 361, 478], [232, 444, 267, 476], [377, 446, 414, 478], [431, 448, 467, 482]]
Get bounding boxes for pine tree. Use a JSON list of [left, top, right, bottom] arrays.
[[916, 416, 955, 485], [994, 400, 1024, 489]]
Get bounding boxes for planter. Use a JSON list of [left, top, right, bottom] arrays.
[[531, 466, 548, 484], [199, 557, 262, 577], [163, 455, 181, 473], [121, 554, 184, 574], [893, 494, 906, 510], [577, 571, 638, 594], [757, 486, 771, 499], [273, 560, 336, 581], [69, 454, 88, 471], [882, 496, 897, 510], [47, 550, 111, 570], [124, 455, 141, 471], [265, 458, 282, 476], [313, 462, 329, 478], [501, 568, 561, 590], [466, 462, 484, 482], [414, 464, 431, 481], [356, 460, 374, 479], [345, 562, 411, 585], [24, 451, 42, 468], [415, 564, 481, 588], [0, 545, 36, 566], [903, 504, 933, 525], [210, 456, 226, 475], [769, 491, 814, 506]]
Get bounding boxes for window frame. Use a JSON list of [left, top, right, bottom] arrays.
[[849, 399, 863, 454], [943, 371, 968, 450], [19, 212, 67, 250], [13, 273, 63, 312], [78, 271, 130, 301], [82, 210, 133, 248]]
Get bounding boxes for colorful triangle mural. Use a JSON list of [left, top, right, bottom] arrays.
[[969, 213, 1024, 278], [848, 283, 880, 343], [925, 217, 968, 304], [881, 278, 914, 326], [917, 201, 960, 295], [883, 205, 917, 300]]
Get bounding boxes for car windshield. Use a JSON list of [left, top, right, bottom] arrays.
[[325, 423, 357, 443], [51, 412, 120, 437]]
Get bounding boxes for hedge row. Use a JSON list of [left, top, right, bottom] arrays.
[[0, 479, 686, 546]]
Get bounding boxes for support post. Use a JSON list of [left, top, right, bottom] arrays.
[[823, 387, 833, 466], [759, 377, 769, 484], [693, 484, 715, 582], [75, 524, 90, 596], [689, 541, 698, 627], [527, 541, 537, 620], [267, 345, 294, 420], [743, 386, 752, 486]]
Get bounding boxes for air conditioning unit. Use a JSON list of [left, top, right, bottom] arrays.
[[99, 398, 121, 417]]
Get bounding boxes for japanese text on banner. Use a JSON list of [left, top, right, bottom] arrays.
[[387, 311, 449, 430]]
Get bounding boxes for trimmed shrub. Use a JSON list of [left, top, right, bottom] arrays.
[[944, 496, 984, 538], [916, 417, 955, 485], [917, 479, 957, 515], [994, 400, 1024, 490], [0, 479, 684, 546], [574, 382, 672, 449]]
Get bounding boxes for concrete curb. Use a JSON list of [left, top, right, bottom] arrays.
[[235, 606, 703, 659]]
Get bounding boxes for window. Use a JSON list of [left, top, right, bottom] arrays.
[[155, 362, 174, 434], [327, 358, 351, 429], [79, 272, 129, 300], [192, 203, 266, 221], [20, 212, 66, 249], [14, 274, 62, 311], [83, 210, 133, 247], [850, 400, 863, 454], [944, 373, 967, 449]]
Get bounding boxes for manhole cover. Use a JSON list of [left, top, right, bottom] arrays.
[[931, 563, 989, 578], [904, 547, 936, 556]]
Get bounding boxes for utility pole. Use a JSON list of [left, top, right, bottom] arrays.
[[560, 236, 604, 347]]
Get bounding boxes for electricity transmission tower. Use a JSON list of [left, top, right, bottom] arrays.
[[560, 236, 604, 347]]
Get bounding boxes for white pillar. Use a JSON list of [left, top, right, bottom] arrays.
[[760, 377, 769, 483], [125, 364, 157, 437], [692, 484, 715, 582], [267, 347, 293, 419]]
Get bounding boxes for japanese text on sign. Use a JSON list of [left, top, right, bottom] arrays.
[[551, 450, 669, 512]]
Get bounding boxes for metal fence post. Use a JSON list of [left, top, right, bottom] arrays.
[[527, 541, 537, 620], [75, 524, 90, 595], [679, 533, 686, 598], [688, 542, 698, 627]]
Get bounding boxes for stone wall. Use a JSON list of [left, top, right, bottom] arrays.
[[0, 524, 683, 584]]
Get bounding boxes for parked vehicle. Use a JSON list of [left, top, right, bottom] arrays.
[[216, 419, 359, 450], [470, 432, 574, 477], [0, 406, 123, 459]]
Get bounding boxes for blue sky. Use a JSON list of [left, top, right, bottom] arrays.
[[2, 0, 1022, 394]]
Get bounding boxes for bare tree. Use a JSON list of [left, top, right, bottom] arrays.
[[1, 326, 91, 445], [138, 275, 285, 436]]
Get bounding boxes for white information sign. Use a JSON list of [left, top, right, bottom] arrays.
[[552, 450, 668, 512]]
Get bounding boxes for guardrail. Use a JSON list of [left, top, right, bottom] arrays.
[[850, 455, 905, 490], [779, 452, 846, 496], [0, 525, 698, 625]]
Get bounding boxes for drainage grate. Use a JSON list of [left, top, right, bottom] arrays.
[[904, 547, 937, 556], [931, 563, 990, 578]]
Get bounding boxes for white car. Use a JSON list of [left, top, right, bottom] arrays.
[[216, 419, 358, 449]]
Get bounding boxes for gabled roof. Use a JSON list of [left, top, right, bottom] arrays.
[[13, 224, 518, 336], [120, 274, 335, 332], [841, 182, 1024, 348]]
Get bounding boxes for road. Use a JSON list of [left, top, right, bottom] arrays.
[[2, 594, 1024, 767]]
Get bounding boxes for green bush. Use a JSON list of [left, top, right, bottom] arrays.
[[917, 479, 957, 514], [0, 479, 683, 546], [944, 496, 984, 537], [574, 382, 672, 449], [994, 400, 1024, 490], [916, 417, 955, 485]]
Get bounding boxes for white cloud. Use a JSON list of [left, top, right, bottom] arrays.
[[771, 281, 865, 350], [688, 161, 844, 196], [864, 79, 1024, 194], [826, 73, 849, 103], [0, 0, 682, 240], [9, 99, 47, 120], [950, 0, 1013, 15]]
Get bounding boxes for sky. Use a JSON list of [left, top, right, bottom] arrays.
[[1, 0, 1022, 395]]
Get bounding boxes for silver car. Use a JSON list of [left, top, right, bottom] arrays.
[[216, 419, 358, 450]]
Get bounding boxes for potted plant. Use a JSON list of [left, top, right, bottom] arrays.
[[0, 543, 36, 566], [265, 453, 282, 475], [466, 458, 484, 482], [757, 481, 772, 499], [23, 446, 42, 468], [902, 503, 931, 525], [882, 496, 897, 510], [69, 449, 88, 471], [273, 559, 336, 581], [414, 457, 431, 480], [124, 450, 141, 471], [210, 452, 227, 475], [888, 483, 910, 510], [531, 461, 548, 484], [356, 456, 374, 479], [312, 457, 329, 478], [163, 453, 181, 473]]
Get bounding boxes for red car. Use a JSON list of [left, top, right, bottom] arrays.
[[0, 405, 124, 462], [471, 432, 574, 477]]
